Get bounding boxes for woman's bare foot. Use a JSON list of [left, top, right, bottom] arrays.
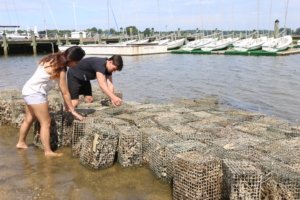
[[16, 142, 28, 149], [45, 151, 63, 157]]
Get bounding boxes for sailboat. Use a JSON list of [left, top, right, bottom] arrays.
[[234, 36, 268, 52], [262, 35, 292, 52], [150, 38, 170, 45], [201, 37, 233, 51], [181, 37, 217, 51], [167, 38, 185, 50]]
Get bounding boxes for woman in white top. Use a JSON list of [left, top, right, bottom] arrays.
[[16, 46, 85, 157]]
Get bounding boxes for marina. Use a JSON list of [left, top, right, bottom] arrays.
[[171, 46, 300, 56], [1, 34, 300, 56]]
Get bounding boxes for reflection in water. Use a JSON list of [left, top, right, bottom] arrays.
[[0, 126, 171, 200]]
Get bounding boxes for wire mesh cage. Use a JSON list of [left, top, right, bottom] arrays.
[[100, 91, 123, 106], [79, 123, 118, 169], [0, 99, 12, 125], [261, 162, 300, 199], [33, 111, 63, 151], [71, 117, 94, 157], [117, 125, 142, 167], [222, 159, 263, 200], [139, 127, 169, 163], [148, 132, 183, 180], [0, 89, 21, 125], [0, 89, 22, 100], [165, 140, 205, 183], [10, 97, 25, 128], [173, 151, 222, 200]]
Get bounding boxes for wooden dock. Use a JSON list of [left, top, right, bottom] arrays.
[[0, 34, 121, 55]]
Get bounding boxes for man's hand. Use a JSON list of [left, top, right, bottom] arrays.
[[111, 96, 122, 106]]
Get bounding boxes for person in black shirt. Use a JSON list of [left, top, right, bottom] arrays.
[[67, 55, 123, 107]]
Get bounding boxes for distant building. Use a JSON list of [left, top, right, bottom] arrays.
[[71, 31, 87, 39]]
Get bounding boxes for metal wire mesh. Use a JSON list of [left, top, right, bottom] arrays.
[[173, 151, 222, 200], [139, 127, 170, 163], [100, 91, 123, 106], [79, 123, 118, 169], [262, 162, 300, 199], [10, 98, 25, 128], [148, 132, 183, 180], [222, 159, 263, 200], [71, 117, 94, 157], [165, 140, 204, 183], [0, 89, 20, 125], [117, 125, 142, 167], [33, 111, 63, 151]]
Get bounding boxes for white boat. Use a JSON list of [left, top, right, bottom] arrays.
[[233, 37, 252, 48], [180, 39, 201, 50], [167, 38, 185, 50], [201, 37, 233, 51], [297, 40, 300, 45], [130, 39, 149, 45], [262, 35, 292, 52], [181, 38, 216, 51], [261, 37, 276, 49], [6, 33, 29, 39], [58, 44, 168, 56], [150, 38, 170, 45], [109, 39, 137, 46], [234, 36, 268, 52]]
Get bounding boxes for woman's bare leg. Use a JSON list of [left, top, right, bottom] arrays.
[[30, 103, 62, 157], [16, 105, 36, 149]]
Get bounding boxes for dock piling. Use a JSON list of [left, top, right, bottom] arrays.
[[79, 32, 83, 45], [1, 33, 8, 56], [56, 34, 62, 46], [31, 31, 37, 55]]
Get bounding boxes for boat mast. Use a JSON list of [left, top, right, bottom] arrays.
[[72, 1, 78, 31], [257, 0, 260, 34], [107, 0, 110, 34], [284, 0, 290, 31]]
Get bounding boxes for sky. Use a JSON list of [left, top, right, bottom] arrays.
[[0, 0, 299, 32]]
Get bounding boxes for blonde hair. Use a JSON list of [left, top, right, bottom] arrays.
[[39, 52, 66, 79]]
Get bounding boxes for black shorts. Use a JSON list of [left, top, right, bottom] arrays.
[[67, 73, 92, 100]]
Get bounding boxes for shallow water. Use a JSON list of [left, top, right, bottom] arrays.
[[0, 126, 171, 200], [0, 53, 299, 122]]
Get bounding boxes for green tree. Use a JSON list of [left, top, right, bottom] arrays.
[[295, 27, 300, 35], [125, 26, 139, 35], [109, 28, 116, 34], [143, 28, 151, 37], [279, 28, 292, 35]]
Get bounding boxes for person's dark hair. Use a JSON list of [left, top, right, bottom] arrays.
[[63, 46, 85, 62], [108, 55, 123, 71]]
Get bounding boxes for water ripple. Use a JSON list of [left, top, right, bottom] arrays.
[[1, 53, 299, 122]]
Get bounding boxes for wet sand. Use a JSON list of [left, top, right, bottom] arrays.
[[0, 126, 171, 200]]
